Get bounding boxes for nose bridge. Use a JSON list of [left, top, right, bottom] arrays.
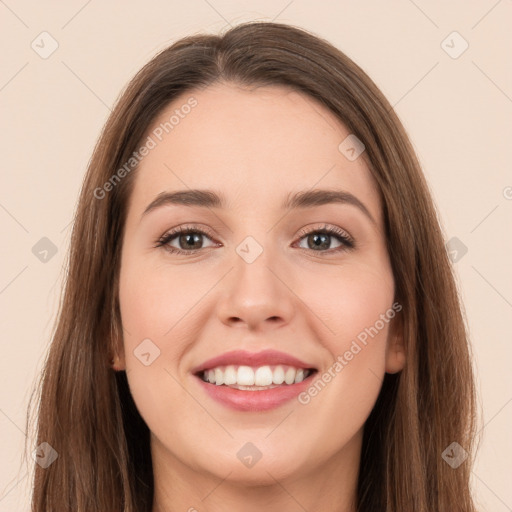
[[216, 233, 294, 330]]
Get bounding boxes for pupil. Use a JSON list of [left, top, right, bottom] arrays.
[[181, 233, 201, 249], [309, 233, 329, 250]]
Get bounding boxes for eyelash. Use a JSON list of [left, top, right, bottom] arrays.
[[154, 223, 355, 256]]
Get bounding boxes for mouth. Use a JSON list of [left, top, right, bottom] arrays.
[[190, 349, 319, 411], [194, 364, 318, 390], [193, 365, 318, 412]]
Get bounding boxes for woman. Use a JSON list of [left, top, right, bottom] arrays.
[[28, 21, 478, 511]]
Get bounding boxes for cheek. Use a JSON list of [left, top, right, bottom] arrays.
[[298, 259, 394, 346], [118, 260, 199, 434], [119, 256, 206, 351], [296, 263, 394, 413], [118, 252, 223, 419]]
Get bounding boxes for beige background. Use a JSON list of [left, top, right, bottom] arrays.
[[1, 1, 511, 510]]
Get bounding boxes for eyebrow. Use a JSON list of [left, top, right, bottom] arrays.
[[141, 188, 376, 224]]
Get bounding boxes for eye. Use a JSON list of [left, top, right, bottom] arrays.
[[155, 225, 219, 255], [154, 223, 355, 256], [294, 224, 354, 253]]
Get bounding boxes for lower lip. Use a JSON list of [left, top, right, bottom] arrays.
[[194, 373, 315, 412]]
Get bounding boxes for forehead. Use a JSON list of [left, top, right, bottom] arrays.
[[129, 82, 381, 222]]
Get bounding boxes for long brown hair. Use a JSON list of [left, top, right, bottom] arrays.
[[26, 21, 478, 511]]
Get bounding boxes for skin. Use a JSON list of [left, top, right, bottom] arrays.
[[114, 82, 405, 512]]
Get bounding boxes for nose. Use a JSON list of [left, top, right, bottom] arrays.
[[216, 247, 295, 332]]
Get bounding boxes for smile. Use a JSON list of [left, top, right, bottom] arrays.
[[194, 365, 318, 411], [199, 364, 314, 388]]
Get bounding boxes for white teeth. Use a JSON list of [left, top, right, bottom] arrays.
[[284, 367, 296, 385], [237, 366, 255, 386], [272, 365, 285, 385], [201, 364, 312, 387], [255, 366, 273, 386], [223, 365, 237, 385], [214, 368, 224, 386]]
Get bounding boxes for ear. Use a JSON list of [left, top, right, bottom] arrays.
[[109, 316, 126, 372], [108, 283, 127, 371], [385, 311, 406, 374], [111, 343, 126, 372]]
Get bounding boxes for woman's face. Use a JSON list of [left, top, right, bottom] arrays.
[[116, 83, 404, 495]]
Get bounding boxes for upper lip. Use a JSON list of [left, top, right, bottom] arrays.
[[191, 349, 317, 374]]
